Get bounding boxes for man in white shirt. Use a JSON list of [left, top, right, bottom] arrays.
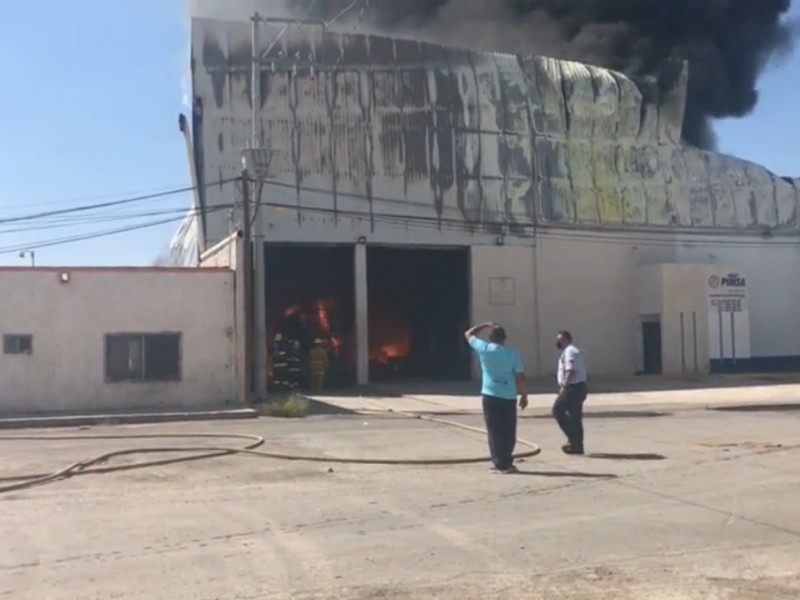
[[553, 330, 588, 455]]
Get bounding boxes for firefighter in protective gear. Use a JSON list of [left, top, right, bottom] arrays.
[[308, 339, 329, 394], [287, 339, 303, 391], [270, 334, 290, 392]]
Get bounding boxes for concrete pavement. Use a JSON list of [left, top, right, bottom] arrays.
[[0, 398, 798, 599], [0, 408, 258, 430], [312, 374, 800, 415]]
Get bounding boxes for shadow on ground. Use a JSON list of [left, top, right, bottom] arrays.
[[527, 411, 671, 420], [305, 400, 362, 417], [515, 470, 618, 479], [709, 404, 800, 413], [585, 453, 666, 461]]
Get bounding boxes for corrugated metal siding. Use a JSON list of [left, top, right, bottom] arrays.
[[192, 18, 799, 245]]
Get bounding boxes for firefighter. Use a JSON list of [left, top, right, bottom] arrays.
[[308, 338, 329, 394], [287, 338, 303, 391], [270, 333, 290, 392]]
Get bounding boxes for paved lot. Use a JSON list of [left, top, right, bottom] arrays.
[[1, 388, 799, 599]]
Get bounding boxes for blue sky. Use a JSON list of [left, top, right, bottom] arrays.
[[0, 0, 798, 267]]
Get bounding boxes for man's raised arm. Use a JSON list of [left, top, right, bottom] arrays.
[[464, 322, 494, 341]]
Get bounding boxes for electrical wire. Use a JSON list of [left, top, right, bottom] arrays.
[[2, 187, 795, 257], [2, 170, 796, 257], [325, 0, 360, 29], [352, 0, 372, 31], [0, 205, 233, 257], [3, 171, 791, 247], [260, 0, 321, 60], [246, 177, 800, 248], [0, 206, 205, 236], [0, 183, 198, 212], [0, 179, 237, 228]]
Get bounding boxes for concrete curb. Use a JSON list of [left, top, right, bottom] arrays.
[[0, 409, 259, 431]]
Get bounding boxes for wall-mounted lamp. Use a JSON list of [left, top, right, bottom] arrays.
[[357, 236, 368, 245], [19, 251, 35, 267]]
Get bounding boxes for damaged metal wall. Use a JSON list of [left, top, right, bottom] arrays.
[[191, 18, 800, 246]]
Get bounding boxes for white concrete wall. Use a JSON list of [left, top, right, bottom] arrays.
[[0, 268, 238, 415], [200, 233, 247, 402], [530, 231, 798, 377], [703, 265, 751, 364], [661, 264, 714, 374], [676, 243, 800, 359], [635, 266, 663, 316], [470, 246, 539, 376], [534, 231, 675, 378]]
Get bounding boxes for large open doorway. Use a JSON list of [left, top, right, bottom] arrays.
[[264, 244, 355, 388], [368, 246, 471, 382]]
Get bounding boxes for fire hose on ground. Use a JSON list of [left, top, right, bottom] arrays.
[[0, 410, 541, 495]]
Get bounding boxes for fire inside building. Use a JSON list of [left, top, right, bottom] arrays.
[[264, 244, 470, 386], [178, 16, 800, 394]]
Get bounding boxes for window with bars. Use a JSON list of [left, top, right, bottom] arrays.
[[104, 333, 181, 383], [3, 334, 33, 355]]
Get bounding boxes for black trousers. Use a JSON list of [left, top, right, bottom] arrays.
[[552, 382, 588, 448], [482, 395, 518, 470]]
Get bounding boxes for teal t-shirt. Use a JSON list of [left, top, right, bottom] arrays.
[[468, 336, 524, 400]]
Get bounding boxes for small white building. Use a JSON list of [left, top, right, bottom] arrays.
[[0, 267, 241, 416]]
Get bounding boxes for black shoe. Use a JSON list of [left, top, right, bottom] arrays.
[[490, 465, 519, 474], [562, 444, 584, 455]]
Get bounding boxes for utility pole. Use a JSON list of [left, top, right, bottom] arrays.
[[247, 12, 325, 401], [240, 169, 255, 405]]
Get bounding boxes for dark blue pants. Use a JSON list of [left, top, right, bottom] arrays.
[[553, 382, 588, 448], [482, 395, 517, 470]]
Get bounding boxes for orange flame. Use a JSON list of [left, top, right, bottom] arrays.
[[317, 300, 331, 334]]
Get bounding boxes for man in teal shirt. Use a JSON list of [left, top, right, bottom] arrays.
[[465, 322, 528, 474]]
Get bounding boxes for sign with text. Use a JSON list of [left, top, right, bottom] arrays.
[[708, 272, 747, 313], [489, 277, 516, 305]]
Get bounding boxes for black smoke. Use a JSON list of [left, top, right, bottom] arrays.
[[293, 0, 796, 149]]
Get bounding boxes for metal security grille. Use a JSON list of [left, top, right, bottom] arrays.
[[105, 333, 181, 383], [3, 334, 33, 355]]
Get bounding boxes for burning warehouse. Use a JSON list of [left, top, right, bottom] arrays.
[[183, 6, 800, 391]]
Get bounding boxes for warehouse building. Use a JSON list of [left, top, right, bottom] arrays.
[[182, 17, 800, 388]]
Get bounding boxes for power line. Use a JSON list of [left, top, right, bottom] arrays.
[[0, 183, 196, 212], [0, 202, 200, 231], [260, 0, 321, 59], [0, 179, 238, 228], [3, 190, 795, 259], [325, 0, 359, 29], [2, 173, 796, 257], [0, 205, 234, 257], [7, 171, 791, 251], [0, 197, 236, 234], [0, 205, 210, 236], [249, 177, 800, 248]]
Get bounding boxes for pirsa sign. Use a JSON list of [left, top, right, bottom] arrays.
[[710, 297, 743, 313], [708, 271, 747, 313], [708, 273, 746, 290]]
